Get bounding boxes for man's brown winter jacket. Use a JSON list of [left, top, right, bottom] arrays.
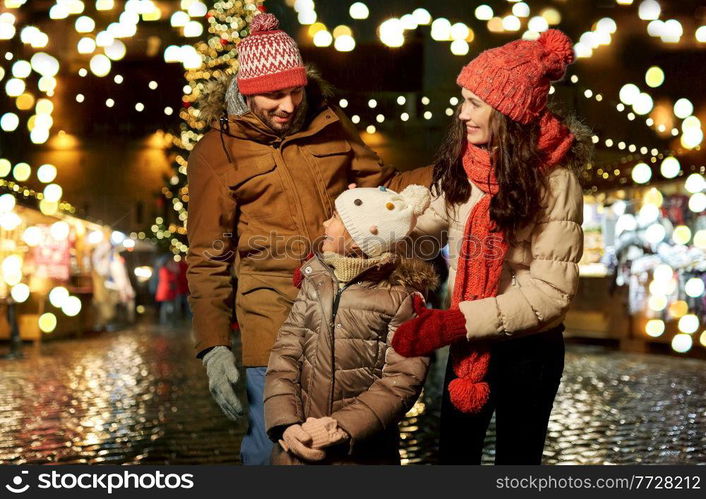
[[186, 73, 433, 365]]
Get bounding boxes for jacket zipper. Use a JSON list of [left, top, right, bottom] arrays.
[[316, 256, 382, 415], [327, 281, 353, 415]]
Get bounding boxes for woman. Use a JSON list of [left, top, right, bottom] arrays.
[[392, 29, 591, 464]]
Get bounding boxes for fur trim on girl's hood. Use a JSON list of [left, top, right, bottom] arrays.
[[197, 65, 335, 125], [387, 257, 440, 293], [294, 253, 439, 294]]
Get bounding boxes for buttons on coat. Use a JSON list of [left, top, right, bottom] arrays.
[[304, 266, 312, 274]]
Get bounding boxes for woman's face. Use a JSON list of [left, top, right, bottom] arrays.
[[459, 87, 493, 146]]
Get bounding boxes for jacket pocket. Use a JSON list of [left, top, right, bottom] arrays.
[[307, 139, 351, 157], [306, 140, 352, 184], [226, 152, 277, 195]]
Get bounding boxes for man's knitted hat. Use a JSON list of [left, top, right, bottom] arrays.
[[456, 29, 575, 124], [237, 13, 307, 96], [335, 185, 431, 257]]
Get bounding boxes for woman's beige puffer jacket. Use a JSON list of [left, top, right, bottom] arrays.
[[264, 253, 438, 464], [414, 165, 584, 340]]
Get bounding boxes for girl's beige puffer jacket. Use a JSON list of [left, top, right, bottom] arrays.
[[264, 254, 437, 464]]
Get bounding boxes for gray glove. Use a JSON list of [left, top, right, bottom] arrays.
[[202, 346, 244, 421]]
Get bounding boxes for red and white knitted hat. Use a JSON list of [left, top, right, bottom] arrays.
[[237, 13, 307, 96]]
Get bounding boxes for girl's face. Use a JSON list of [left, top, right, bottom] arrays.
[[459, 87, 493, 146], [322, 212, 357, 254]]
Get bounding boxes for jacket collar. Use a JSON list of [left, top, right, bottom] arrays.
[[213, 105, 340, 147], [300, 252, 398, 289]]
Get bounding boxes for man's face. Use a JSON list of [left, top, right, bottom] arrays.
[[248, 86, 305, 135]]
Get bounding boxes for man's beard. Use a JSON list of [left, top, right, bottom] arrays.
[[252, 94, 308, 138]]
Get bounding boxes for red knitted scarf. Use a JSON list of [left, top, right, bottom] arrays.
[[448, 111, 575, 413]]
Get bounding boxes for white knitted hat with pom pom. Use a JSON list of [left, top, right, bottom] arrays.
[[334, 184, 431, 257]]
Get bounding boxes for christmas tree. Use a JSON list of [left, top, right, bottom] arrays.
[[148, 0, 264, 256]]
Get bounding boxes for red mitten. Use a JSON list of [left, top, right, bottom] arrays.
[[391, 295, 467, 357]]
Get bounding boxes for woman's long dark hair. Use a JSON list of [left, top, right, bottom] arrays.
[[431, 106, 547, 245]]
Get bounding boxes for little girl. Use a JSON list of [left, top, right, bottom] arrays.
[[264, 185, 437, 464]]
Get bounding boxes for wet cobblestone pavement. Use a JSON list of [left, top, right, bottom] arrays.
[[0, 322, 704, 465]]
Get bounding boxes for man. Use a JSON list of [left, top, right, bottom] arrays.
[[186, 12, 432, 465]]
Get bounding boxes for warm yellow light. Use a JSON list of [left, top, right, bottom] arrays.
[[672, 225, 691, 245], [659, 156, 680, 179], [49, 286, 69, 308], [685, 278, 705, 298], [638, 0, 660, 21], [313, 30, 332, 47], [38, 312, 57, 333], [307, 22, 326, 37], [183, 21, 203, 38], [668, 300, 688, 318], [450, 40, 469, 56], [541, 8, 561, 25], [37, 164, 56, 184], [502, 15, 521, 32], [333, 25, 353, 38], [15, 93, 34, 110], [645, 66, 664, 88], [77, 37, 96, 54], [689, 192, 706, 213], [43, 183, 63, 202], [6, 78, 25, 97], [39, 199, 58, 215], [647, 294, 667, 311], [12, 60, 31, 79], [10, 283, 30, 303], [334, 35, 355, 52], [22, 226, 42, 246], [631, 162, 651, 184], [96, 0, 114, 10], [50, 221, 70, 240], [475, 5, 494, 21], [0, 193, 15, 213], [89, 54, 111, 77], [671, 334, 692, 353], [62, 296, 82, 317], [75, 15, 95, 33], [412, 8, 431, 25], [380, 18, 405, 46], [645, 319, 665, 337], [12, 162, 31, 182], [430, 18, 452, 41], [349, 2, 369, 20], [105, 40, 126, 60], [170, 11, 189, 27], [35, 98, 53, 115], [1, 254, 23, 286], [450, 22, 470, 41]]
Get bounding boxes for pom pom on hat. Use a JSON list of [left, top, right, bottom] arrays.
[[538, 29, 575, 80], [399, 184, 432, 217], [249, 13, 280, 33]]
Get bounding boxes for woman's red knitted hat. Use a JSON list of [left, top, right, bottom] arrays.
[[456, 30, 575, 124]]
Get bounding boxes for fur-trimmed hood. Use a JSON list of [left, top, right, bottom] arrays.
[[549, 107, 594, 174], [386, 256, 439, 293], [198, 65, 335, 125]]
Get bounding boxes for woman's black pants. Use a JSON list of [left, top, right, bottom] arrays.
[[439, 325, 565, 465]]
